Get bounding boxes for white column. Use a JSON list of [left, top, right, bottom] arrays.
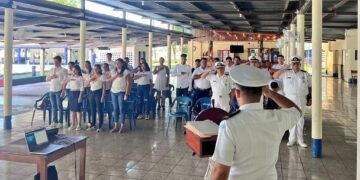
[[297, 14, 305, 70], [67, 48, 71, 62], [3, 7, 13, 129], [79, 20, 86, 68], [167, 34, 171, 68], [311, 0, 322, 158], [284, 38, 289, 63], [40, 48, 45, 76], [289, 23, 296, 58], [357, 0, 360, 177], [148, 31, 153, 68], [121, 27, 127, 59], [180, 37, 184, 55]]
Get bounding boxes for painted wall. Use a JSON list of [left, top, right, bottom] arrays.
[[343, 29, 357, 82]]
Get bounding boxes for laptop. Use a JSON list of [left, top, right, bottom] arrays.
[[25, 128, 64, 155]]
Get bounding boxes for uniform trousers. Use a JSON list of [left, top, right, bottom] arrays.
[[211, 95, 231, 112], [286, 94, 307, 144]]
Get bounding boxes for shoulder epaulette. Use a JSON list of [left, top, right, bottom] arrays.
[[301, 70, 307, 72], [225, 110, 241, 119]]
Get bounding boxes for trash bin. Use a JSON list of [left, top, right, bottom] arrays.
[[32, 66, 36, 76]]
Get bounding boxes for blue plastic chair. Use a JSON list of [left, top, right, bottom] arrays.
[[124, 95, 138, 131], [31, 92, 52, 127], [192, 97, 212, 119], [166, 96, 193, 135]]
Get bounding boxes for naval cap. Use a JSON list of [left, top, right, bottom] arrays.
[[248, 55, 260, 62], [289, 56, 302, 62], [215, 61, 225, 68], [229, 65, 271, 87]]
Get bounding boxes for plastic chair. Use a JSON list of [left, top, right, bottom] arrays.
[[166, 96, 193, 135], [61, 96, 70, 127], [124, 95, 138, 131], [192, 97, 212, 119], [31, 92, 52, 127]]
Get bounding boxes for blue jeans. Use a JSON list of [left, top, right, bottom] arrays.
[[90, 89, 104, 128], [111, 92, 125, 124], [49, 91, 63, 124], [137, 84, 150, 115], [104, 90, 113, 124]]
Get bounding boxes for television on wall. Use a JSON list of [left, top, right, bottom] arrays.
[[230, 45, 244, 53]]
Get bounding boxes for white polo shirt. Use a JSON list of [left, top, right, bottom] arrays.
[[279, 70, 311, 97], [212, 103, 301, 180], [68, 76, 84, 92], [90, 75, 105, 91], [171, 64, 192, 90], [111, 70, 130, 93], [192, 67, 211, 90], [47, 67, 68, 92]]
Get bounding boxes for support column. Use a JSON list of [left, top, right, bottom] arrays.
[[289, 23, 296, 58], [297, 14, 305, 70], [121, 27, 127, 59], [3, 6, 14, 129], [40, 48, 45, 76], [16, 48, 21, 64], [284, 39, 289, 63], [357, 0, 360, 177], [79, 20, 86, 68], [64, 48, 68, 65], [180, 37, 184, 55], [148, 31, 153, 68], [311, 0, 323, 158], [167, 34, 171, 68], [67, 48, 71, 63]]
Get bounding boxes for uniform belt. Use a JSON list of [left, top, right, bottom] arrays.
[[195, 88, 210, 91]]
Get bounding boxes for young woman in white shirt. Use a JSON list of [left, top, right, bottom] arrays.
[[88, 64, 106, 132], [153, 57, 169, 111], [67, 65, 84, 130], [102, 63, 113, 127], [134, 61, 153, 120], [108, 59, 131, 133]]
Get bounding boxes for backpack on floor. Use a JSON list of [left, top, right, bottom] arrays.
[[34, 165, 58, 180]]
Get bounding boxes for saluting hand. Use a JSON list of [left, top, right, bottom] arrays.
[[262, 86, 272, 98]]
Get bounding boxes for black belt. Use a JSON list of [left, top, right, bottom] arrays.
[[195, 88, 210, 91]]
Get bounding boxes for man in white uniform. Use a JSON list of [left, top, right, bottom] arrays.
[[273, 56, 312, 148], [201, 62, 233, 112], [171, 54, 192, 97], [211, 65, 302, 180], [248, 55, 261, 68]]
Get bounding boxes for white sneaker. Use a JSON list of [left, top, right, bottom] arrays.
[[145, 114, 150, 120], [137, 115, 144, 120], [56, 123, 63, 129], [68, 125, 75, 130], [298, 141, 308, 148], [287, 141, 296, 147], [50, 123, 58, 128], [76, 125, 81, 131], [96, 128, 103, 132], [87, 126, 96, 131]]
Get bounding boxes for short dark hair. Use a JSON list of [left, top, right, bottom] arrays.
[[106, 53, 112, 56], [181, 54, 187, 58], [226, 57, 232, 61], [68, 61, 75, 66], [278, 55, 284, 58], [214, 57, 220, 62], [201, 57, 208, 61], [234, 56, 241, 61], [53, 56, 62, 62], [236, 84, 262, 97], [195, 59, 201, 62]]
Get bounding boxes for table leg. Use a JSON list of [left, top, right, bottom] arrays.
[[79, 146, 86, 180], [37, 160, 47, 180]]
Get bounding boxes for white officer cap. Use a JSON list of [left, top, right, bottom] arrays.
[[289, 56, 302, 63], [215, 62, 226, 68], [229, 65, 271, 87], [248, 55, 260, 62]]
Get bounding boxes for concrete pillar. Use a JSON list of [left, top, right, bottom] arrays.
[[180, 37, 184, 55], [67, 48, 71, 62], [3, 6, 14, 129], [311, 0, 323, 158], [148, 31, 153, 68], [357, 0, 360, 177], [40, 48, 45, 76], [289, 23, 296, 58], [79, 20, 86, 68], [297, 14, 305, 70], [284, 39, 289, 63], [64, 48, 68, 65], [121, 27, 127, 59], [167, 34, 171, 68]]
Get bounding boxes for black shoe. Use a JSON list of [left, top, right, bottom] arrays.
[[157, 106, 160, 111]]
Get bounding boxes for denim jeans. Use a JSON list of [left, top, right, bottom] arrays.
[[111, 92, 125, 124], [176, 87, 189, 97], [89, 89, 104, 128], [49, 91, 63, 124], [104, 90, 113, 123], [84, 87, 91, 123], [137, 84, 150, 115]]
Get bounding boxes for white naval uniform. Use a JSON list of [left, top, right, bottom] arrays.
[[206, 73, 233, 112], [212, 103, 301, 180], [279, 69, 311, 144]]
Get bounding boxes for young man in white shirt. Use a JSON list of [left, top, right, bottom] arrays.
[[192, 58, 211, 106], [211, 65, 302, 180], [46, 56, 68, 128], [271, 55, 286, 71], [105, 53, 116, 71], [171, 54, 192, 97]]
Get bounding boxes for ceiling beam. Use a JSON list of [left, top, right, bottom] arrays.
[[116, 0, 285, 2], [323, 0, 351, 19]]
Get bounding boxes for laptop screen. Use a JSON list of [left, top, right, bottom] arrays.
[[25, 129, 49, 152]]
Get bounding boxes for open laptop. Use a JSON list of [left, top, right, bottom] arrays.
[[25, 128, 64, 155]]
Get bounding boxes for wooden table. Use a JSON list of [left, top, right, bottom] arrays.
[[0, 135, 87, 180]]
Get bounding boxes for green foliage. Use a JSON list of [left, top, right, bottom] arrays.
[[47, 0, 81, 8]]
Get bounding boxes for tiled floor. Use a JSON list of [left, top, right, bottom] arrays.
[[0, 77, 357, 180]]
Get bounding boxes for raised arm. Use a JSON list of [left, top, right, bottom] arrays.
[[272, 64, 290, 79], [263, 86, 302, 114]]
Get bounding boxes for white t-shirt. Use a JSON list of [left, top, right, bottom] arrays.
[[171, 64, 192, 90], [272, 63, 286, 70], [279, 70, 311, 97], [47, 67, 68, 92], [111, 70, 130, 93], [212, 103, 301, 180], [68, 76, 84, 92], [192, 67, 211, 89], [103, 71, 112, 90], [135, 71, 152, 85], [65, 69, 73, 89], [90, 75, 105, 91]]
